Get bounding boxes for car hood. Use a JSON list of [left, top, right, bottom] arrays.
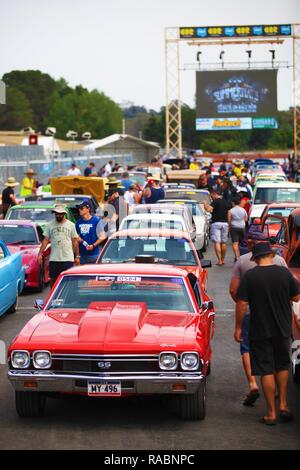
[[13, 302, 201, 353]]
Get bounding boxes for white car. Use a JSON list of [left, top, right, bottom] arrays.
[[157, 199, 209, 252], [250, 182, 300, 222], [119, 212, 203, 251]]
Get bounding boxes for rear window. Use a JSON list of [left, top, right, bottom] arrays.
[[254, 188, 300, 204]]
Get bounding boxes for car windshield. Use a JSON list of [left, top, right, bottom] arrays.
[[47, 275, 194, 312], [100, 237, 197, 266], [0, 225, 38, 244], [7, 208, 54, 222], [265, 207, 295, 223], [165, 191, 210, 204], [162, 201, 203, 217], [122, 219, 184, 231], [254, 188, 300, 204]]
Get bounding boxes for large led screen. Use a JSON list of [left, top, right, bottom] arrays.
[[196, 70, 278, 119]]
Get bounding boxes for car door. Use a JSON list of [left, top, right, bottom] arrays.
[[0, 241, 14, 314], [192, 280, 215, 357], [264, 215, 289, 260]]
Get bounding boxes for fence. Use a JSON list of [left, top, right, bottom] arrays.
[[0, 152, 135, 192]]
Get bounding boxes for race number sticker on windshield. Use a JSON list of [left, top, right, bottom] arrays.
[[117, 276, 141, 282], [88, 381, 121, 396], [96, 276, 116, 282], [34, 208, 47, 211]]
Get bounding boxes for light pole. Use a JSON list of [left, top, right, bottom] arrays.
[[66, 130, 78, 160]]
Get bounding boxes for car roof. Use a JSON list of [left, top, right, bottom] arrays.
[[108, 228, 193, 241], [10, 200, 67, 208], [254, 182, 300, 188], [265, 203, 300, 209], [44, 194, 94, 199], [63, 263, 189, 277], [0, 219, 37, 227], [123, 213, 185, 221]]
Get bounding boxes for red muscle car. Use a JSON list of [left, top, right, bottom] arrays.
[[8, 263, 215, 420], [0, 220, 50, 291]]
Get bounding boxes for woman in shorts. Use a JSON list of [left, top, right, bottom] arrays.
[[228, 195, 248, 261]]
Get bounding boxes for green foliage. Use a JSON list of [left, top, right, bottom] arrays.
[[1, 70, 122, 138], [0, 87, 33, 129]]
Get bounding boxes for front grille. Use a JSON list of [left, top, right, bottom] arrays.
[[51, 355, 168, 374]]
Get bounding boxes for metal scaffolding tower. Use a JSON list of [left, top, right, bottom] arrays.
[[165, 24, 300, 159]]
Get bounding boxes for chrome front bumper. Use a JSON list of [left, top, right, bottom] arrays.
[[8, 370, 204, 394]]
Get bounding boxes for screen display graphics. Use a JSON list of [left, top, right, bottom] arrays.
[[196, 70, 278, 131], [180, 24, 292, 39]]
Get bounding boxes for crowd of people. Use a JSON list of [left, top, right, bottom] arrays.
[[2, 154, 300, 426]]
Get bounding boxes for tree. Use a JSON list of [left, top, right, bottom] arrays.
[[0, 87, 33, 130], [2, 70, 57, 130]]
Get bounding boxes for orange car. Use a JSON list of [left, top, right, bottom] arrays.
[[257, 202, 300, 237], [97, 229, 210, 289]]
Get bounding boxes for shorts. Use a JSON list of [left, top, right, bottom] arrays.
[[249, 337, 291, 376], [240, 313, 250, 355], [230, 227, 245, 243], [210, 222, 229, 243], [49, 261, 74, 282], [80, 255, 99, 265]]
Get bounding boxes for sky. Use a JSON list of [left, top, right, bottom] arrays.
[[1, 0, 299, 111]]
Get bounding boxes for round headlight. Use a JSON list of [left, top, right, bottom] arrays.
[[181, 352, 199, 370], [33, 351, 52, 369], [11, 351, 30, 369], [159, 352, 178, 370]]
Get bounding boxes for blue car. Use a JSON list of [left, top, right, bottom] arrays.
[[0, 239, 25, 316]]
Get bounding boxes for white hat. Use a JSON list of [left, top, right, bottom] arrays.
[[5, 177, 19, 187]]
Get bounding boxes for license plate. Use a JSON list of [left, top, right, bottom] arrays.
[[88, 381, 121, 396]]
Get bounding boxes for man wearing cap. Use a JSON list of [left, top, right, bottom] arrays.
[[37, 204, 79, 287], [20, 169, 36, 197], [230, 233, 288, 407], [235, 241, 300, 425], [142, 177, 165, 204], [1, 177, 19, 217], [76, 201, 106, 264]]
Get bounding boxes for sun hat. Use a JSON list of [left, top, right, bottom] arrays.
[[25, 168, 36, 175], [5, 177, 19, 187], [52, 204, 67, 214], [147, 176, 162, 182], [250, 241, 276, 261], [106, 177, 121, 185]]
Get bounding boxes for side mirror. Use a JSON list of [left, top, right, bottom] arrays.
[[200, 259, 212, 268], [202, 300, 214, 311], [34, 299, 44, 311]]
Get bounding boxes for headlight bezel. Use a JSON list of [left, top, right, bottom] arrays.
[[32, 350, 52, 369], [159, 351, 178, 371], [180, 351, 200, 371], [11, 350, 30, 369]]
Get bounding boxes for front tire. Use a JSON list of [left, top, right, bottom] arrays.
[[15, 391, 46, 417], [176, 380, 206, 420]]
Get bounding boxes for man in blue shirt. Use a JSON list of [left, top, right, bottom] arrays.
[[76, 201, 106, 264], [120, 172, 134, 191]]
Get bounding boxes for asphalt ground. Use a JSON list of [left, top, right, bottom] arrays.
[[0, 244, 299, 450]]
